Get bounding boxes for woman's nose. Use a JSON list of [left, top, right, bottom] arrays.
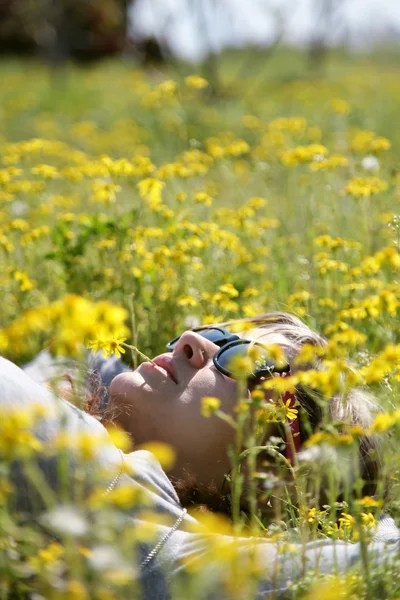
[[173, 331, 216, 369]]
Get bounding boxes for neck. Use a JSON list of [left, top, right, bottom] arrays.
[[171, 474, 232, 515]]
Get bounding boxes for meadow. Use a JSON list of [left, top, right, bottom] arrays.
[[0, 49, 400, 598]]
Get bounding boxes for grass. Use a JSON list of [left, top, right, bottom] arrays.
[[0, 47, 399, 598]]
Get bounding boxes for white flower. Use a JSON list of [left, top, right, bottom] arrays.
[[361, 155, 380, 171], [297, 443, 338, 465], [184, 315, 201, 329], [89, 544, 135, 581], [41, 505, 88, 536], [11, 200, 28, 216]]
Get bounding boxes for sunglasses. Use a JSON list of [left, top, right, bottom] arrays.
[[166, 326, 290, 380]]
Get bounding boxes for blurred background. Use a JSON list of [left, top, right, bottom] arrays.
[[1, 0, 399, 363], [0, 0, 399, 66]]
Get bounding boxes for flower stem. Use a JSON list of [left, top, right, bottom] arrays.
[[121, 342, 157, 365], [128, 294, 138, 369]]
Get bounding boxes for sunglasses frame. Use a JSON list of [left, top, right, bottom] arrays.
[[213, 339, 290, 379], [166, 327, 290, 380], [165, 326, 240, 352]]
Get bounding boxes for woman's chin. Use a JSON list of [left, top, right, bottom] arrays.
[[110, 371, 141, 394], [108, 373, 140, 427], [110, 371, 151, 408]]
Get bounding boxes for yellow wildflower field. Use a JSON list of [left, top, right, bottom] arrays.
[[0, 51, 400, 597], [0, 57, 398, 369]]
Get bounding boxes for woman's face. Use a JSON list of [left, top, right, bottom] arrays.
[[109, 330, 240, 492]]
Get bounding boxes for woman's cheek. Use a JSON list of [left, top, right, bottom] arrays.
[[188, 372, 236, 410]]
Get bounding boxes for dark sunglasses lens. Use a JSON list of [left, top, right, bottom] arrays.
[[216, 342, 278, 378], [166, 335, 181, 351], [195, 328, 228, 346]]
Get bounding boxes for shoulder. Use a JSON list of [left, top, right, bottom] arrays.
[[0, 355, 58, 412], [124, 450, 182, 510], [0, 355, 111, 445]]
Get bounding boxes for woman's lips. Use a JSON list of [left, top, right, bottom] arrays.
[[147, 356, 179, 384]]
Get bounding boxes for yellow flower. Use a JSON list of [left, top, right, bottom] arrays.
[[177, 295, 198, 307], [66, 580, 89, 600], [38, 542, 64, 563], [225, 139, 250, 157], [350, 129, 391, 154], [131, 267, 142, 278], [219, 283, 239, 297], [287, 290, 311, 304], [31, 164, 59, 179], [137, 178, 165, 209], [305, 576, 353, 600], [228, 354, 255, 379], [91, 181, 121, 204], [344, 176, 388, 198], [13, 270, 35, 291], [309, 154, 349, 171], [106, 424, 133, 453], [52, 431, 105, 462], [242, 287, 259, 298], [140, 442, 176, 471], [316, 257, 348, 275], [307, 507, 317, 523], [185, 75, 209, 89], [318, 298, 338, 309], [254, 404, 280, 424], [0, 408, 43, 460], [157, 79, 177, 95], [9, 218, 29, 231], [176, 191, 187, 203], [361, 511, 376, 528], [281, 144, 328, 166], [95, 239, 116, 250], [201, 396, 221, 418], [195, 191, 213, 206], [282, 398, 298, 421], [330, 98, 351, 115], [339, 512, 355, 529], [368, 412, 396, 433], [304, 430, 355, 449], [0, 331, 9, 352], [188, 511, 234, 536], [263, 374, 298, 395], [269, 116, 307, 133], [247, 196, 266, 209], [91, 484, 145, 509], [356, 496, 383, 509], [87, 334, 127, 358], [0, 233, 14, 252], [331, 328, 367, 347]]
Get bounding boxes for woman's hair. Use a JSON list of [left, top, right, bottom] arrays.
[[83, 311, 382, 506], [218, 311, 382, 497]]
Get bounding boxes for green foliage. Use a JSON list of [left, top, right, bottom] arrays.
[[0, 49, 400, 598]]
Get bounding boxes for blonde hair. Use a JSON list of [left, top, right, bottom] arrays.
[[219, 311, 382, 495]]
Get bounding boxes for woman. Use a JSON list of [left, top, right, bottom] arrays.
[[108, 312, 381, 514], [1, 316, 398, 600]]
